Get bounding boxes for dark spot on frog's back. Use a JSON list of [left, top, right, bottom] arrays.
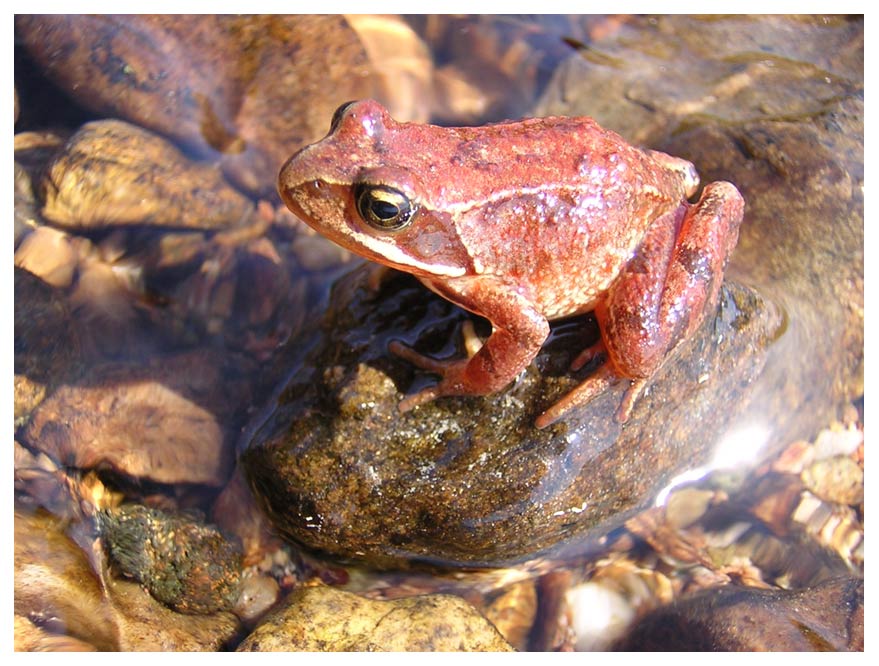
[[677, 246, 713, 283], [474, 160, 503, 173], [451, 139, 487, 164], [450, 150, 500, 173], [625, 252, 651, 275]]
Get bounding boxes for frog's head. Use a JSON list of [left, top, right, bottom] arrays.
[[278, 100, 471, 279]]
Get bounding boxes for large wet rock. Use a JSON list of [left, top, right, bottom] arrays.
[[241, 267, 782, 568]]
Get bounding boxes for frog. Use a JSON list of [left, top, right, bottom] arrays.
[[278, 99, 744, 428]]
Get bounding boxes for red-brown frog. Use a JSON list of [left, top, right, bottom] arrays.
[[278, 100, 744, 428]]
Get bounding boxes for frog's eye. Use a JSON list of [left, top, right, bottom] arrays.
[[354, 184, 417, 231], [329, 101, 357, 133]]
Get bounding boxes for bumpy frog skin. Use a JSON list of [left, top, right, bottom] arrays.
[[278, 100, 744, 428]]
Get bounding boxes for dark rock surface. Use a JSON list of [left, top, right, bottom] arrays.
[[242, 268, 782, 568], [612, 576, 864, 651]]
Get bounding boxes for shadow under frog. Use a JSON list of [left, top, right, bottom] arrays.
[[241, 264, 782, 568]]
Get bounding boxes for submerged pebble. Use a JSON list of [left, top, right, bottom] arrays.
[[100, 504, 244, 615], [238, 585, 514, 651]]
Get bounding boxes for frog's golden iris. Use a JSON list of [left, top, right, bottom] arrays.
[[354, 183, 417, 231]]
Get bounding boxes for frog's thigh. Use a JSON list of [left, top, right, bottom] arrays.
[[599, 183, 743, 379]]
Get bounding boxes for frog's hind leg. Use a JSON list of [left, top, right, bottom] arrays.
[[538, 182, 743, 429], [599, 181, 743, 381]]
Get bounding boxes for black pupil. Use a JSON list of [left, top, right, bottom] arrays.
[[371, 199, 399, 220]]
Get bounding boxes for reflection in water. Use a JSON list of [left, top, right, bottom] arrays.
[[709, 421, 773, 471]]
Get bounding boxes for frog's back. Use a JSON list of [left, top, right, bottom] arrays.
[[416, 116, 696, 318], [392, 115, 690, 211]]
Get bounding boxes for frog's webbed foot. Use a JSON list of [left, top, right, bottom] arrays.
[[388, 340, 472, 412], [536, 366, 647, 429], [535, 340, 630, 428], [388, 285, 549, 419]]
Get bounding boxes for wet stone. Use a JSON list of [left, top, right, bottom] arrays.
[[14, 507, 240, 651], [14, 157, 44, 247], [14, 267, 84, 426], [536, 15, 862, 150], [237, 585, 513, 652], [14, 224, 78, 289], [801, 456, 864, 506], [241, 266, 783, 568], [14, 615, 99, 652], [611, 576, 864, 651], [478, 579, 538, 651], [100, 504, 244, 615], [40, 119, 254, 230], [21, 349, 248, 487]]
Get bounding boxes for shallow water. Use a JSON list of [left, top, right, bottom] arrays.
[[14, 15, 863, 651]]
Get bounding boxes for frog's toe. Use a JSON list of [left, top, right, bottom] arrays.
[[614, 378, 647, 423], [536, 366, 612, 428], [397, 385, 443, 413], [388, 340, 451, 373], [570, 340, 607, 372]]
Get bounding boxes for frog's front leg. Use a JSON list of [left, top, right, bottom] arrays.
[[389, 276, 550, 413], [538, 181, 744, 428]]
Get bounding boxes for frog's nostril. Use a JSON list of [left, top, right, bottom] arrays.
[[300, 180, 329, 198]]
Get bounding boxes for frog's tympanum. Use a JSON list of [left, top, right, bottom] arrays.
[[278, 100, 744, 427]]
